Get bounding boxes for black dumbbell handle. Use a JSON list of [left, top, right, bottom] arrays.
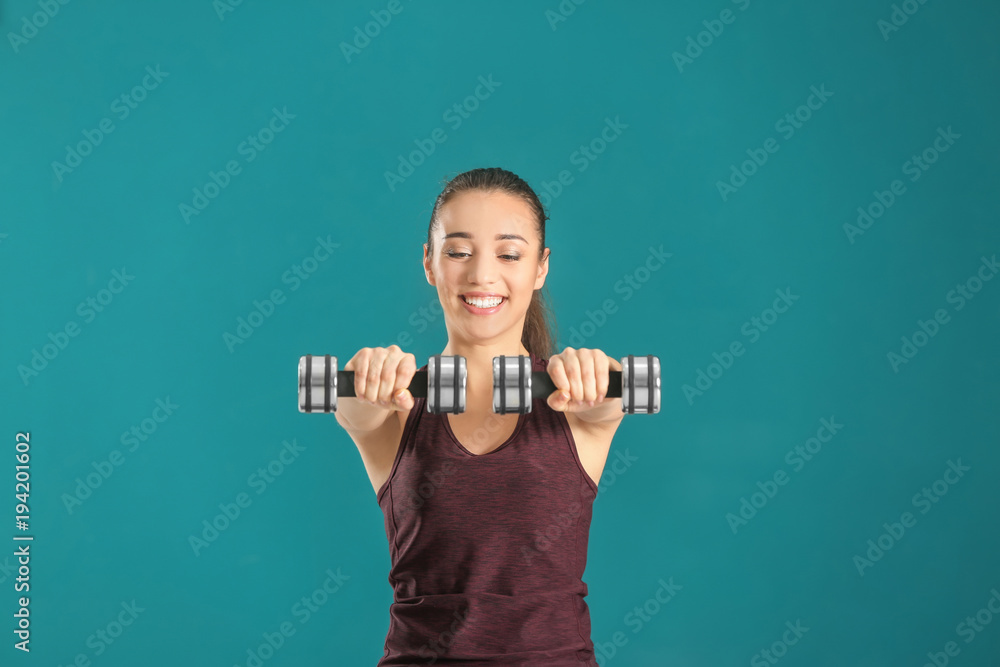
[[333, 370, 430, 398], [527, 372, 622, 399]]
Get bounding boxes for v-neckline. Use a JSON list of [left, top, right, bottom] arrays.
[[435, 352, 537, 456], [443, 411, 527, 457]]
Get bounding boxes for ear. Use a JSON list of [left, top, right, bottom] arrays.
[[534, 247, 549, 291], [423, 243, 436, 286]]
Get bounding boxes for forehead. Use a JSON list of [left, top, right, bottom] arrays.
[[436, 190, 535, 241]]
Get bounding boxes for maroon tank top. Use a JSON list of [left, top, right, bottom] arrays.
[[375, 354, 600, 666]]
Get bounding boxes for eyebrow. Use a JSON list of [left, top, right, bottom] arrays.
[[443, 232, 528, 244]]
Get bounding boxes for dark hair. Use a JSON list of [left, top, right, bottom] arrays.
[[426, 167, 558, 359]]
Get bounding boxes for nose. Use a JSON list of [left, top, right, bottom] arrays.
[[466, 253, 498, 287]]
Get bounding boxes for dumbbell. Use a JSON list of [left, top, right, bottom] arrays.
[[492, 355, 661, 415], [298, 354, 467, 414]]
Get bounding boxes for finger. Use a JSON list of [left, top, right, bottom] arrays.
[[579, 351, 598, 404], [377, 351, 401, 406], [546, 356, 573, 410], [594, 352, 610, 403], [565, 351, 585, 403], [348, 349, 371, 399], [392, 354, 417, 410], [363, 349, 386, 404]]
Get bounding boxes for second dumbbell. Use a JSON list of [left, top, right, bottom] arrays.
[[492, 354, 661, 415]]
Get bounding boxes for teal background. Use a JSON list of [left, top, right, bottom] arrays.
[[2, 0, 999, 665]]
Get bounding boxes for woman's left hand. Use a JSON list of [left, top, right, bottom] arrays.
[[545, 347, 622, 416]]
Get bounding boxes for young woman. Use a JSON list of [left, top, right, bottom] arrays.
[[336, 167, 625, 665]]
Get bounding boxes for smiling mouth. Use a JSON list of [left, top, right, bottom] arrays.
[[460, 295, 506, 309]]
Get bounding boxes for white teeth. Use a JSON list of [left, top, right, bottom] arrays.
[[463, 296, 503, 308]]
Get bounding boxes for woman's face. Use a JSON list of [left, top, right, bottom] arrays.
[[423, 189, 549, 345]]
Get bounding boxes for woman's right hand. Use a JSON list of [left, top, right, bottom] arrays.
[[343, 345, 416, 413]]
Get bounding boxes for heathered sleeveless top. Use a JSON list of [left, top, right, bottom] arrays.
[[375, 354, 599, 666]]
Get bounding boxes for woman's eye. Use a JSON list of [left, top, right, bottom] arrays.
[[445, 251, 520, 261]]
